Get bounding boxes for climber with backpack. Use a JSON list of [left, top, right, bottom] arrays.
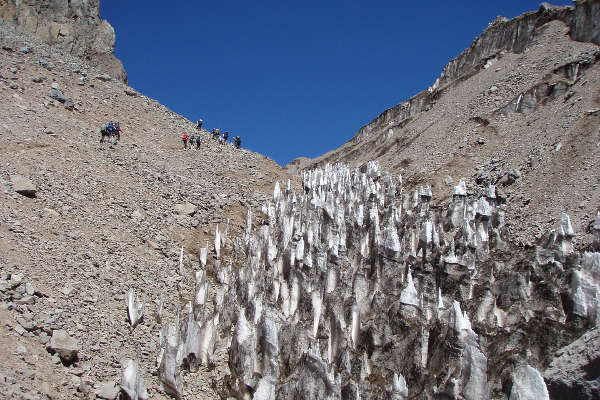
[[100, 124, 109, 143], [196, 119, 203, 130], [234, 136, 241, 149], [182, 133, 189, 149], [223, 131, 229, 143], [195, 135, 201, 149]]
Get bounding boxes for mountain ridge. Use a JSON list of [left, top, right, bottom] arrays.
[[287, 0, 599, 172]]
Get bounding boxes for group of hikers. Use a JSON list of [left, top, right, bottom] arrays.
[[181, 119, 242, 150], [100, 121, 122, 144], [98, 118, 242, 150]]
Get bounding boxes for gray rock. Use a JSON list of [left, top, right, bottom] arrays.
[[25, 282, 35, 296], [544, 328, 600, 399], [9, 83, 18, 90], [10, 175, 36, 197], [39, 332, 50, 345], [96, 73, 112, 82], [64, 98, 74, 111], [14, 295, 36, 305], [48, 88, 67, 103], [131, 209, 144, 220], [51, 82, 59, 89], [500, 168, 521, 186], [18, 46, 31, 54], [31, 77, 43, 83], [124, 88, 137, 96], [38, 58, 54, 71], [16, 316, 34, 331], [47, 329, 79, 363], [8, 273, 24, 289], [444, 175, 453, 185], [174, 202, 196, 216], [95, 380, 119, 400]]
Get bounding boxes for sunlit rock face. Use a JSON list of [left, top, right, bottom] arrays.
[[0, 0, 127, 81], [159, 161, 599, 399]]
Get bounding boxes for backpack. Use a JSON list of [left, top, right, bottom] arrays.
[[196, 136, 201, 144], [183, 134, 188, 140]]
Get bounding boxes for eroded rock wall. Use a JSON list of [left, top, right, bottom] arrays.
[[0, 0, 126, 82]]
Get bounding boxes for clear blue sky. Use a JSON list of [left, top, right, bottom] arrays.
[[101, 1, 572, 166]]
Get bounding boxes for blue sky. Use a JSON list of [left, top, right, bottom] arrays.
[[101, 1, 572, 166]]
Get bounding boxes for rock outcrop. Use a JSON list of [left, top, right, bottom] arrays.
[[0, 0, 126, 82], [544, 328, 600, 399]]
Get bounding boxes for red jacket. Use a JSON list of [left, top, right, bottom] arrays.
[[183, 134, 189, 140]]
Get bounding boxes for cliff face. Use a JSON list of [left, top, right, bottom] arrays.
[[0, 0, 126, 82]]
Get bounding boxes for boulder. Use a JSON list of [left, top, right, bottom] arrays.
[[10, 175, 36, 197], [64, 98, 74, 111], [47, 329, 79, 363], [48, 88, 66, 103], [174, 202, 196, 216], [96, 73, 112, 82], [95, 380, 119, 400], [544, 328, 600, 399]]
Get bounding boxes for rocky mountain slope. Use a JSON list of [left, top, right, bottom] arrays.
[[287, 1, 600, 249], [0, 0, 126, 82], [2, 1, 600, 400], [0, 18, 294, 399]]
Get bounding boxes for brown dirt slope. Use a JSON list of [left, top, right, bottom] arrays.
[[289, 6, 600, 247], [0, 19, 295, 399]]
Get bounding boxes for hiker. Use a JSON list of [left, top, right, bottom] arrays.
[[219, 135, 225, 145], [100, 124, 108, 143], [234, 136, 241, 149], [212, 129, 219, 140], [223, 131, 229, 143], [115, 121, 121, 141], [196, 119, 203, 130], [182, 133, 189, 149], [190, 134, 196, 146], [108, 121, 114, 135], [195, 135, 201, 149]]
